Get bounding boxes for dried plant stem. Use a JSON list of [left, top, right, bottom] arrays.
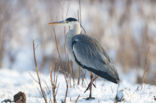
[[71, 63, 75, 87], [75, 95, 80, 103], [81, 71, 86, 86], [33, 40, 48, 103], [50, 66, 57, 103], [142, 47, 150, 84], [52, 28, 65, 74], [78, 0, 81, 24], [141, 25, 150, 84], [63, 77, 69, 103], [77, 67, 81, 85]]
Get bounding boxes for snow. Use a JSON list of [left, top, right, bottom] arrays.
[[0, 69, 156, 103]]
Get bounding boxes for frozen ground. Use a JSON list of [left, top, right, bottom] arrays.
[[0, 69, 156, 103]]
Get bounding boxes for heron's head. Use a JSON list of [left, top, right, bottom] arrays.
[[49, 17, 78, 26], [49, 17, 86, 33]]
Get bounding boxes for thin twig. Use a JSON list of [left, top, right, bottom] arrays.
[[50, 66, 57, 103], [52, 28, 65, 74], [75, 95, 80, 103], [77, 67, 81, 85], [33, 40, 48, 103], [63, 76, 69, 103]]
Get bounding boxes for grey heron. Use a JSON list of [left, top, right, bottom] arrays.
[[49, 17, 120, 99]]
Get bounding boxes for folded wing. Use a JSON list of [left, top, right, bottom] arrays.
[[72, 34, 119, 84]]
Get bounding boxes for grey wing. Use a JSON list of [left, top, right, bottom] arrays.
[[72, 34, 119, 83]]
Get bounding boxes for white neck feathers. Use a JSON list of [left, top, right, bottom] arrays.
[[71, 22, 81, 34]]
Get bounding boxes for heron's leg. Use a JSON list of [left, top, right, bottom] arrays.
[[84, 75, 98, 93], [89, 73, 94, 98], [85, 72, 95, 100]]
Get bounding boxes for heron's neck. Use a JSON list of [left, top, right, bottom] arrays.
[[65, 22, 81, 59], [66, 22, 81, 42], [70, 22, 81, 35]]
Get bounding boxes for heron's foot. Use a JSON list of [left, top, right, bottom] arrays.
[[84, 96, 95, 100]]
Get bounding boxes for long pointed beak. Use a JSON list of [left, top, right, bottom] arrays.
[[48, 20, 65, 25]]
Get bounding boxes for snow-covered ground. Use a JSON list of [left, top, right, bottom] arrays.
[[0, 69, 156, 103]]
